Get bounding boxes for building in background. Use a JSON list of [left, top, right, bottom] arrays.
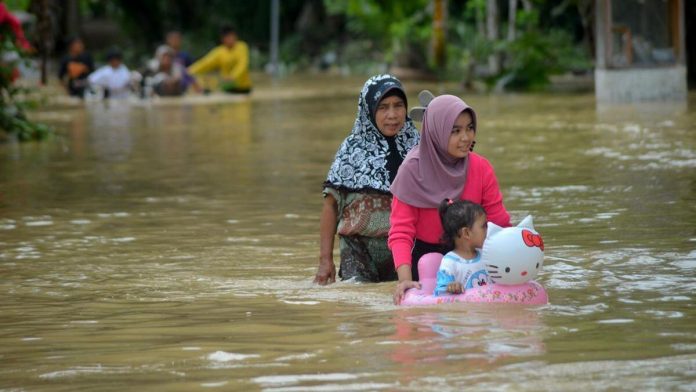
[[595, 0, 686, 102]]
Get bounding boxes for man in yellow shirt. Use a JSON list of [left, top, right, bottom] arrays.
[[188, 26, 252, 94]]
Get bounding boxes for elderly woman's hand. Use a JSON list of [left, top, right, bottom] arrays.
[[313, 259, 336, 285], [393, 280, 421, 305]]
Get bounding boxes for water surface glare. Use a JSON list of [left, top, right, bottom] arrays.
[[1, 77, 696, 390]]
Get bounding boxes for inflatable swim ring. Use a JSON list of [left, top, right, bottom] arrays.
[[400, 253, 548, 306], [400, 215, 548, 306]]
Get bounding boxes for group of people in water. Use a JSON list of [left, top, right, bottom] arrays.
[[315, 74, 512, 305], [58, 26, 251, 99]]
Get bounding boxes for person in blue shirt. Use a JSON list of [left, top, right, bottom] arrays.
[[434, 199, 490, 296]]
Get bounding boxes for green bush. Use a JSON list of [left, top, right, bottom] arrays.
[[502, 29, 591, 91]]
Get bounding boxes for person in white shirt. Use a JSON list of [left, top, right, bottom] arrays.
[[88, 48, 131, 99]]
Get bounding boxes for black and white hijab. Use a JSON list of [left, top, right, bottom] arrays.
[[324, 74, 420, 194]]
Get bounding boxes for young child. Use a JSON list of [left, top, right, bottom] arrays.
[[87, 48, 131, 99], [434, 199, 490, 296]]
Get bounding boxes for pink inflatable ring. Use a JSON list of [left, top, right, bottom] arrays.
[[400, 253, 549, 306]]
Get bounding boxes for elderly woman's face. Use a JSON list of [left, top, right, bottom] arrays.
[[374, 95, 406, 137]]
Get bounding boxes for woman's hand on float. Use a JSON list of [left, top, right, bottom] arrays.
[[393, 280, 421, 305], [313, 259, 336, 285]]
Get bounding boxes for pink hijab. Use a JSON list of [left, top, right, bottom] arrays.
[[390, 94, 477, 208]]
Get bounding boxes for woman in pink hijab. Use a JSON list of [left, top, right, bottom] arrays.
[[389, 94, 511, 304]]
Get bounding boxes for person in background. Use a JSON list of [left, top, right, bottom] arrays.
[[142, 45, 198, 97], [165, 30, 194, 68], [389, 94, 511, 304], [314, 74, 420, 284], [87, 47, 131, 99], [58, 37, 94, 98], [187, 25, 252, 94]]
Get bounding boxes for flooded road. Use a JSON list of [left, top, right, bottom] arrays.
[[1, 75, 695, 391]]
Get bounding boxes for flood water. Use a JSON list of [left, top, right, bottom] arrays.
[[1, 75, 695, 391]]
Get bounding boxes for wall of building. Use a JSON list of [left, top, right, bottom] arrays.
[[595, 66, 687, 103]]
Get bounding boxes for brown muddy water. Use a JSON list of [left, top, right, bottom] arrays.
[[1, 75, 695, 391]]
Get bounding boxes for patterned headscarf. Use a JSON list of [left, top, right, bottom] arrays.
[[324, 74, 420, 193]]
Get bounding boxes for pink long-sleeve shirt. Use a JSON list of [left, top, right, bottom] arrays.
[[388, 153, 511, 269]]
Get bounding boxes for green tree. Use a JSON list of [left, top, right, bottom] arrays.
[[324, 0, 431, 68]]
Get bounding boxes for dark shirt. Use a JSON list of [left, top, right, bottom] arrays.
[[385, 136, 403, 184], [58, 53, 94, 97], [175, 51, 194, 68]]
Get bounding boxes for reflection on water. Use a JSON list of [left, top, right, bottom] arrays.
[[1, 76, 695, 390]]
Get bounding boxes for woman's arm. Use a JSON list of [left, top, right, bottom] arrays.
[[390, 196, 422, 304], [481, 162, 511, 227], [388, 196, 420, 269], [314, 194, 338, 285], [394, 265, 420, 304]]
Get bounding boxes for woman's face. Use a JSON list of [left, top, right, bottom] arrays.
[[447, 111, 475, 159], [374, 95, 406, 137]]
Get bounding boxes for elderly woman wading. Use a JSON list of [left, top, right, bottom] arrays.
[[314, 75, 420, 284]]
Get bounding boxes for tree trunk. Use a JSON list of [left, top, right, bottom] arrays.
[[576, 0, 595, 61], [34, 0, 52, 85], [507, 0, 517, 41], [64, 0, 80, 39], [521, 0, 532, 12], [487, 0, 500, 74], [476, 2, 485, 37], [431, 0, 447, 70]]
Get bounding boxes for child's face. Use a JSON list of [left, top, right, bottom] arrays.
[[455, 214, 488, 251], [469, 214, 488, 249]]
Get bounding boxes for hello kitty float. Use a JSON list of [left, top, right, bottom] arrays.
[[399, 215, 548, 306]]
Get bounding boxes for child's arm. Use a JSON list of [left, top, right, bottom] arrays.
[[434, 269, 459, 296], [481, 162, 511, 227]]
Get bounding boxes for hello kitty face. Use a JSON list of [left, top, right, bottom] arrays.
[[481, 215, 544, 285]]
